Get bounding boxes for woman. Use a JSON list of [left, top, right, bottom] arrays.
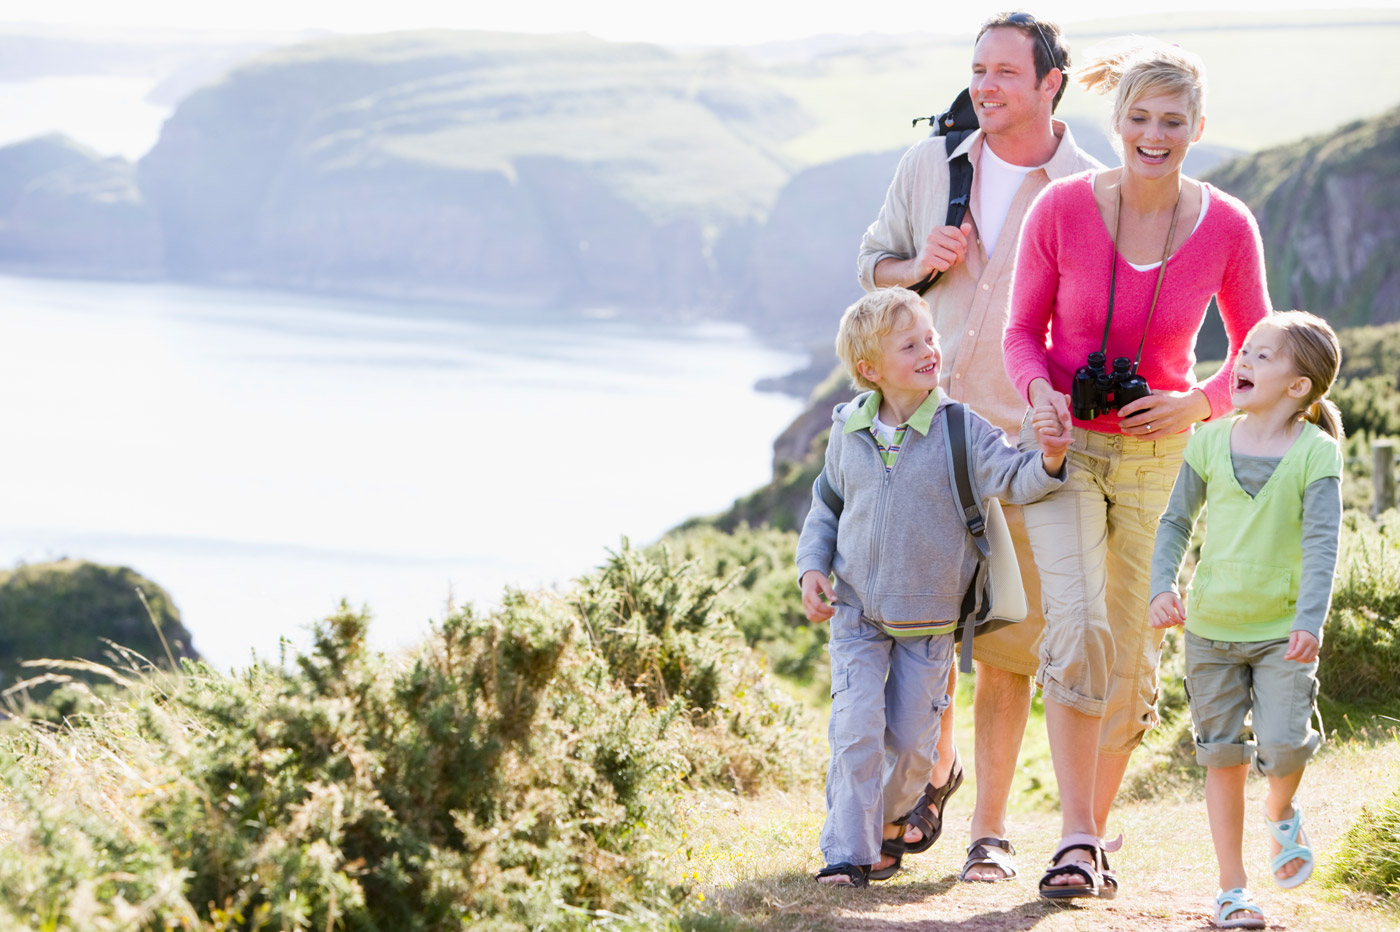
[[1001, 38, 1270, 900]]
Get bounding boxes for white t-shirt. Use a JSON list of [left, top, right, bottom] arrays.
[[976, 143, 1037, 257], [871, 411, 897, 445]]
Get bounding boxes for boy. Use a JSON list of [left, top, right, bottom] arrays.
[[797, 287, 1071, 886]]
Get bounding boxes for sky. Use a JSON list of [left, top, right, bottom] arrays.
[[8, 0, 1400, 45]]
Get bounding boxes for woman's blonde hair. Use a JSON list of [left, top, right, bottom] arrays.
[[1254, 310, 1346, 440], [1077, 37, 1206, 130], [835, 287, 930, 392]]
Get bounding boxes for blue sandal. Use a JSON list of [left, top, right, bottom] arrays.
[[1214, 888, 1266, 929], [1265, 800, 1315, 890]]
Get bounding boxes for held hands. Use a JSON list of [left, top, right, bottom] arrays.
[[1032, 396, 1072, 471], [1284, 630, 1320, 663], [1118, 389, 1212, 440], [800, 570, 837, 623], [1148, 591, 1186, 629], [914, 220, 975, 278]]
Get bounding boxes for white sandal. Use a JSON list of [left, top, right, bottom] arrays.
[[1265, 800, 1315, 889], [1214, 887, 1266, 929]]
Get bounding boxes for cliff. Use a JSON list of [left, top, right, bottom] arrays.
[[0, 134, 162, 277], [1207, 103, 1400, 329], [136, 30, 806, 312]]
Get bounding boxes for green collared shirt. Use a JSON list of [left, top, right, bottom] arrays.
[[844, 389, 945, 472]]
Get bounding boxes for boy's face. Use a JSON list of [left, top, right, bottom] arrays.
[[860, 309, 941, 396]]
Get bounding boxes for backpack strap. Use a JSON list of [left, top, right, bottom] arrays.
[[942, 402, 991, 672], [910, 131, 977, 297], [943, 402, 989, 553], [812, 396, 873, 519], [815, 468, 844, 518]]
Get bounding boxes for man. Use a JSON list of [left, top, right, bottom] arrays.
[[856, 11, 1101, 882]]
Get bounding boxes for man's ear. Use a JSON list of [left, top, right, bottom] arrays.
[[1042, 66, 1063, 101]]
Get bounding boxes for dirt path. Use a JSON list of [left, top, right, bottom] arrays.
[[689, 742, 1400, 932]]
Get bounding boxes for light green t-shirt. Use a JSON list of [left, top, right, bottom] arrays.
[[1167, 416, 1343, 642]]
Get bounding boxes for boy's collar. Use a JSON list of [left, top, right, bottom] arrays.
[[844, 388, 946, 436]]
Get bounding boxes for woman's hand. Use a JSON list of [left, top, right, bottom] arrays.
[[1118, 388, 1211, 440], [1027, 378, 1070, 422]]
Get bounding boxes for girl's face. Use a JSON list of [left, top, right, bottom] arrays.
[[1115, 90, 1203, 181], [1232, 322, 1310, 415]]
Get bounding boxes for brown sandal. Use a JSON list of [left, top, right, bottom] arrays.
[[959, 836, 1018, 882], [897, 750, 964, 854]]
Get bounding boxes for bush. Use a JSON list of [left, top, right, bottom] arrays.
[[573, 539, 822, 791], [1334, 375, 1400, 438], [1325, 783, 1400, 898], [659, 524, 826, 685], [0, 544, 821, 930]]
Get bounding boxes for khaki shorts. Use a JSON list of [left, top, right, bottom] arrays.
[[970, 500, 1044, 676], [1183, 631, 1322, 776], [1019, 421, 1188, 755]]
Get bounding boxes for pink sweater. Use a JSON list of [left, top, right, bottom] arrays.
[[1003, 173, 1270, 434]]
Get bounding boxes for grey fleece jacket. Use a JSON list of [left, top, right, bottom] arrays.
[[795, 390, 1063, 625]]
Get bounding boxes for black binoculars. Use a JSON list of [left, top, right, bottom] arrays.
[[1070, 352, 1151, 420]]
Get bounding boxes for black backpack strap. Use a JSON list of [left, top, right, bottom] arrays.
[[942, 402, 991, 672], [815, 468, 844, 518], [911, 131, 977, 296], [943, 403, 988, 550]]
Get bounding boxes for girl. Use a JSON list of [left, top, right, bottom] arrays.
[[1148, 311, 1344, 929]]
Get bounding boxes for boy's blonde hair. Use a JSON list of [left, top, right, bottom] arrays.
[[1077, 37, 1206, 133], [1257, 310, 1345, 440], [836, 287, 930, 392]]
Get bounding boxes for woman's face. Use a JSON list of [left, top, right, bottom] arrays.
[[1115, 90, 1203, 181]]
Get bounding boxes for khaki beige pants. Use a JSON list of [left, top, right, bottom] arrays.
[[1019, 423, 1188, 754]]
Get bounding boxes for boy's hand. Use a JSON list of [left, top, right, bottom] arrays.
[[1032, 398, 1073, 471], [1284, 630, 1320, 663], [1148, 591, 1185, 629], [800, 570, 837, 622]]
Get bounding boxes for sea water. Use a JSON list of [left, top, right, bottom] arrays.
[[0, 274, 806, 668]]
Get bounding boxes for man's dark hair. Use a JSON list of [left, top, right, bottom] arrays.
[[976, 11, 1071, 112]]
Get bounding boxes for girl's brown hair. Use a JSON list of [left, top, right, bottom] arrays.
[[1264, 310, 1345, 439]]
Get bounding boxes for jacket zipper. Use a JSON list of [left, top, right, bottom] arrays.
[[862, 429, 901, 609]]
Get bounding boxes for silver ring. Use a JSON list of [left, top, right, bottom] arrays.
[[1146, 423, 1153, 432]]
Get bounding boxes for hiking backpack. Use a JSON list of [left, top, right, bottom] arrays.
[[908, 88, 979, 295]]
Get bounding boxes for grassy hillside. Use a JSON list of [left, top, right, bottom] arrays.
[[0, 559, 197, 693], [1, 515, 1396, 929]]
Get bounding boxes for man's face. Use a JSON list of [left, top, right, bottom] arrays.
[[969, 26, 1056, 139]]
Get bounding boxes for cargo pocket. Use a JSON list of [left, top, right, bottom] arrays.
[[1183, 674, 1203, 748], [1136, 461, 1176, 531]]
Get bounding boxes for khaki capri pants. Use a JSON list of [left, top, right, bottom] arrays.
[[1019, 420, 1189, 755]]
